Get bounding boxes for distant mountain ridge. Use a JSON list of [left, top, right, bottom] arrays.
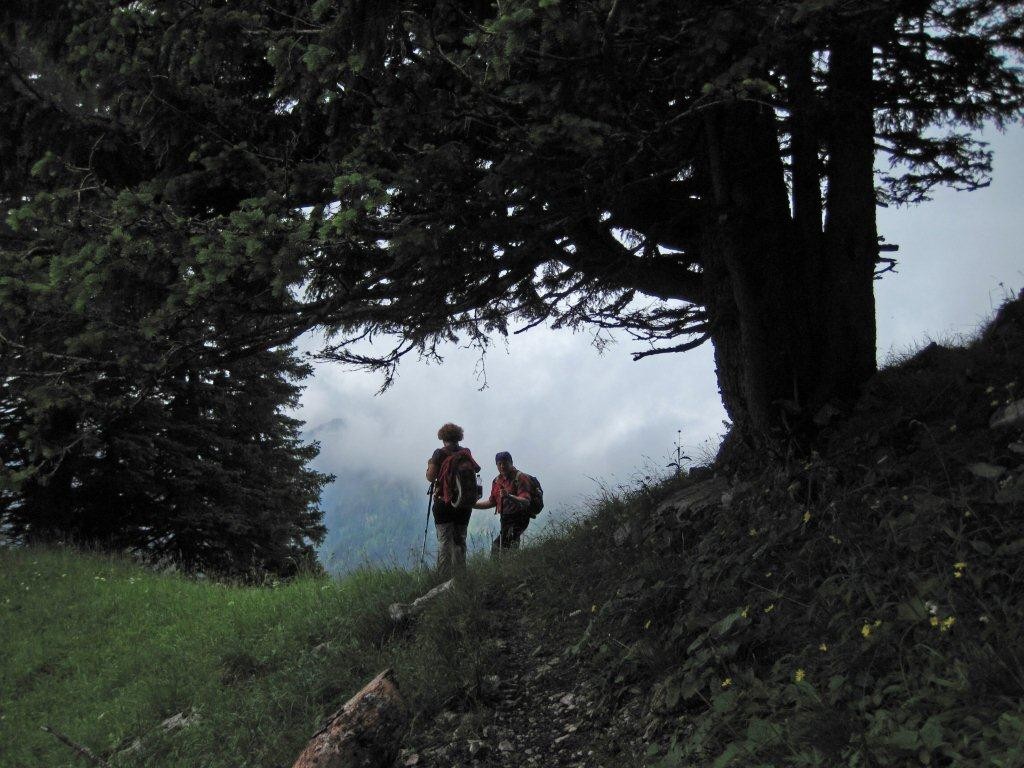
[[316, 471, 497, 573]]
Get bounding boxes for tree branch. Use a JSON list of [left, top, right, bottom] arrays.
[[631, 332, 711, 360]]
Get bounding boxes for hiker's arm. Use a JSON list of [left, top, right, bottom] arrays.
[[473, 494, 496, 510], [474, 480, 498, 509], [425, 460, 438, 482]]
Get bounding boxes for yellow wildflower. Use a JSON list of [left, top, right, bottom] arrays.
[[740, 606, 749, 619], [764, 603, 775, 613], [940, 616, 956, 633], [794, 668, 806, 683], [802, 510, 811, 523], [721, 678, 733, 688], [644, 619, 651, 630], [930, 616, 940, 627], [819, 643, 828, 652], [861, 624, 872, 638], [749, 528, 758, 537], [591, 604, 597, 613]]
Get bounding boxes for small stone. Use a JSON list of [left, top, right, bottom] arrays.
[[436, 710, 459, 726], [721, 481, 753, 509], [403, 753, 420, 766], [995, 473, 1024, 504], [467, 740, 490, 760], [498, 740, 513, 752], [991, 399, 1024, 429], [967, 462, 1007, 480], [1009, 442, 1024, 455]]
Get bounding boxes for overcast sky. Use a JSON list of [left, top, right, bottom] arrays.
[[296, 124, 1024, 520]]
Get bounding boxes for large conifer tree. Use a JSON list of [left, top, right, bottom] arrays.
[[2, 0, 1022, 465], [1, 4, 329, 574]]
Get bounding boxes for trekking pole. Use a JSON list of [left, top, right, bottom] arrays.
[[420, 481, 435, 566]]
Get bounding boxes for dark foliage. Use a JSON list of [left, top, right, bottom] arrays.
[[483, 293, 1024, 766], [1, 0, 1022, 541], [0, 5, 331, 575]]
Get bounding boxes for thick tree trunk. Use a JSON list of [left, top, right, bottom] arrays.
[[701, 48, 879, 453], [702, 101, 818, 448], [820, 33, 879, 404]]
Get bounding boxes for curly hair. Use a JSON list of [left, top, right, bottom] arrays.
[[437, 422, 464, 443]]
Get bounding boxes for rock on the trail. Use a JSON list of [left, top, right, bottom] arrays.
[[467, 740, 489, 760], [996, 472, 1024, 504], [967, 462, 1007, 480], [991, 399, 1024, 429], [654, 477, 728, 521]]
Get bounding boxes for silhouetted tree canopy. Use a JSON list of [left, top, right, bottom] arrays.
[[2, 0, 1023, 484]]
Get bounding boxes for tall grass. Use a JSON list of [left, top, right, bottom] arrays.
[[0, 546, 500, 767]]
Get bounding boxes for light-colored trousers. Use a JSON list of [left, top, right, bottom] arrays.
[[435, 522, 468, 578]]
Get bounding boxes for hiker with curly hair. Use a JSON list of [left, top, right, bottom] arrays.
[[425, 423, 481, 577]]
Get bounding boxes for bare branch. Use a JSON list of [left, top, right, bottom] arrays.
[[631, 333, 711, 360]]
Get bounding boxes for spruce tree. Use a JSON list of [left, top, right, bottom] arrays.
[[1, 10, 330, 573]]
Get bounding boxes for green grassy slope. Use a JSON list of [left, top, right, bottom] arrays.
[[3, 296, 1023, 768], [0, 548, 502, 768]]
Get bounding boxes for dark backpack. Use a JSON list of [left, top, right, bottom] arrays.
[[517, 472, 545, 518], [439, 448, 482, 509]]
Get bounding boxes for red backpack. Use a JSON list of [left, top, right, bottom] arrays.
[[438, 448, 482, 509]]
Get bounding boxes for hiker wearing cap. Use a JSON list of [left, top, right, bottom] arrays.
[[474, 451, 533, 555], [426, 423, 481, 578]]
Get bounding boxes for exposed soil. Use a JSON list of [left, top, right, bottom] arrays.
[[400, 594, 650, 768]]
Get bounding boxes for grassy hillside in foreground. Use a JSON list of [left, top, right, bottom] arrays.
[[0, 548, 508, 768], [3, 296, 1024, 768]]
